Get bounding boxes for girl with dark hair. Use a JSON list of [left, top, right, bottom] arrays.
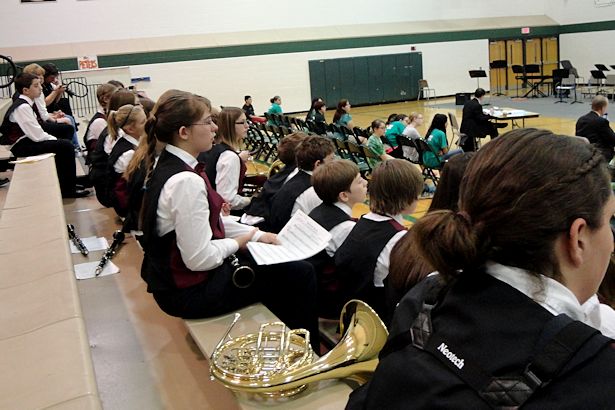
[[423, 113, 462, 168], [306, 97, 323, 122], [198, 106, 252, 211], [348, 129, 615, 409], [332, 99, 353, 128], [139, 91, 318, 347]]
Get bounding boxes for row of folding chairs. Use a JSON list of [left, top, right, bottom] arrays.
[[245, 122, 295, 163]]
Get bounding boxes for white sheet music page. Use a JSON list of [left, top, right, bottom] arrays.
[[247, 210, 332, 265]]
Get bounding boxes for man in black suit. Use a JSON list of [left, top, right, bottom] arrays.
[[575, 95, 615, 163], [459, 88, 506, 152]]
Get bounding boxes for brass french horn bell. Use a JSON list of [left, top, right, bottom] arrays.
[[209, 299, 389, 397]]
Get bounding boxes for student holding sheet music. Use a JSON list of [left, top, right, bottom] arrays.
[[139, 90, 318, 346]]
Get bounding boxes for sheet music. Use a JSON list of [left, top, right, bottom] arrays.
[[9, 153, 55, 164], [73, 261, 119, 279], [69, 236, 109, 254], [247, 210, 332, 265]]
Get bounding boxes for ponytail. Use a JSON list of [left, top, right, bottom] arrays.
[[107, 110, 119, 141], [410, 210, 482, 280]]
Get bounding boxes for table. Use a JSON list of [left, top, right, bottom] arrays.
[[484, 107, 540, 129]]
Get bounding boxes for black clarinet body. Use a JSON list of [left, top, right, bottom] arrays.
[[95, 230, 125, 276], [67, 224, 89, 256]]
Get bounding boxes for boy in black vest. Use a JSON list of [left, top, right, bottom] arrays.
[[335, 159, 423, 320], [0, 73, 88, 198], [308, 159, 367, 317], [267, 136, 335, 233]]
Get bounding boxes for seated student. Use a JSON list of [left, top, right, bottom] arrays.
[[332, 99, 353, 129], [423, 113, 463, 169], [0, 73, 88, 198], [266, 95, 283, 124], [139, 90, 318, 347], [89, 89, 138, 206], [240, 132, 307, 226], [460, 87, 506, 152], [84, 83, 118, 161], [21, 64, 75, 143], [198, 107, 252, 211], [335, 159, 423, 320], [106, 104, 147, 216], [308, 159, 367, 318], [40, 63, 80, 150], [402, 112, 424, 140], [366, 119, 394, 168], [347, 129, 615, 409], [268, 136, 335, 233], [384, 114, 410, 148], [241, 95, 265, 123], [305, 97, 323, 122], [385, 152, 475, 311]]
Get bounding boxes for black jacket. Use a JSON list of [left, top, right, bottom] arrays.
[[575, 111, 615, 161]]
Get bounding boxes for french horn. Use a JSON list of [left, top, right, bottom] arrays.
[[209, 300, 388, 397]]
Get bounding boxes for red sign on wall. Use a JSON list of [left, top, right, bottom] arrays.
[[78, 55, 98, 70]]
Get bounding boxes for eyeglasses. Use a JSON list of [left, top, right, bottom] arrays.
[[235, 120, 248, 125], [191, 117, 215, 126]]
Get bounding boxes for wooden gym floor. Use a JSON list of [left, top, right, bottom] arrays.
[[0, 94, 585, 409]]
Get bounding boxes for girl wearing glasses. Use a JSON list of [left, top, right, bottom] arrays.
[[139, 91, 319, 345], [198, 107, 252, 211]]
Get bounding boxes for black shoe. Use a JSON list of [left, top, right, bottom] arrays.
[[0, 177, 9, 187], [64, 189, 91, 198]]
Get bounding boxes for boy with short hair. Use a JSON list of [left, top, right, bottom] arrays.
[[308, 159, 367, 317], [0, 73, 87, 198], [268, 135, 335, 233], [335, 159, 423, 319]]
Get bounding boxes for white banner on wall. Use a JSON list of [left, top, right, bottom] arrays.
[[78, 55, 99, 70]]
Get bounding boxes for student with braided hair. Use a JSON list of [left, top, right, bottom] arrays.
[[139, 90, 318, 346], [348, 128, 615, 409]]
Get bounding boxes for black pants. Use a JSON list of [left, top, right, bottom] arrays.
[[11, 138, 77, 197], [153, 258, 319, 350], [42, 121, 75, 141]]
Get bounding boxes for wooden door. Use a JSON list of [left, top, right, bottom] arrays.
[[489, 40, 506, 92], [542, 37, 559, 76], [506, 39, 523, 91]]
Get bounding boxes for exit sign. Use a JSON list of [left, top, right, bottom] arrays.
[[521, 27, 531, 34]]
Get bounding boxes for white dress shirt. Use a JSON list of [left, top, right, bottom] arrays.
[[34, 94, 51, 121], [290, 170, 321, 217], [8, 95, 56, 146], [362, 212, 407, 287], [112, 131, 139, 173], [215, 150, 251, 210], [486, 261, 615, 338], [325, 202, 355, 257], [156, 145, 260, 272], [86, 107, 107, 142]]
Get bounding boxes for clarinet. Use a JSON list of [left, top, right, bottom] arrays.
[[67, 224, 89, 256], [95, 230, 125, 276]]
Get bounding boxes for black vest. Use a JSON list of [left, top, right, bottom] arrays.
[[197, 142, 246, 191], [309, 203, 352, 231], [0, 98, 32, 145], [102, 137, 136, 209], [90, 127, 111, 205], [84, 112, 105, 153], [244, 165, 295, 221], [335, 217, 405, 316], [268, 170, 312, 233], [141, 150, 225, 293], [347, 271, 615, 409]]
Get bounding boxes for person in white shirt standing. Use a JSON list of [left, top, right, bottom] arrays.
[[0, 73, 88, 198]]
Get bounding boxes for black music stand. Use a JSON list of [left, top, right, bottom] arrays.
[[591, 69, 608, 94], [561, 60, 573, 70], [524, 64, 540, 74], [489, 60, 507, 96], [511, 65, 524, 97], [610, 65, 615, 71], [469, 69, 487, 89], [595, 64, 610, 71], [553, 68, 574, 103]]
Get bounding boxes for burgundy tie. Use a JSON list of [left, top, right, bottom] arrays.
[[194, 162, 226, 237], [31, 103, 44, 125]]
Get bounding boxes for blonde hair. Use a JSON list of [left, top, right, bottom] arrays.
[[22, 63, 45, 77], [96, 83, 118, 108], [107, 104, 144, 141]]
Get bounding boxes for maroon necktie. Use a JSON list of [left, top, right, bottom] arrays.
[[31, 103, 44, 125], [194, 162, 226, 238]]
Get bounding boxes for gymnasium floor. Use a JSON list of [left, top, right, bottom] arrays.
[[0, 93, 586, 409]]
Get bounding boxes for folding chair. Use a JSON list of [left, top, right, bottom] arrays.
[[412, 138, 443, 187], [448, 112, 472, 150], [346, 140, 371, 177], [417, 79, 436, 102]]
